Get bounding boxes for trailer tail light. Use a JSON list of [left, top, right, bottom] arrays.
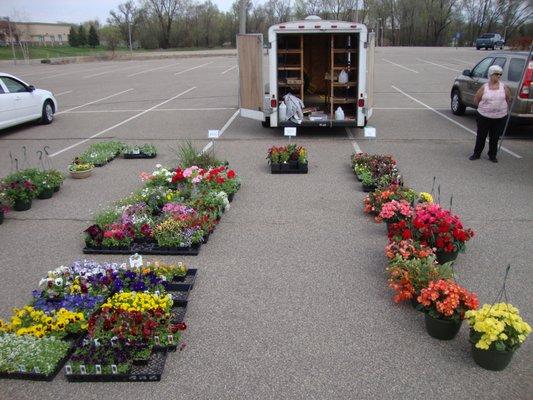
[[298, 25, 304, 29], [314, 25, 321, 29], [350, 25, 357, 28], [279, 25, 286, 29], [358, 98, 365, 108], [518, 61, 533, 99], [331, 25, 337, 28], [271, 95, 277, 108]]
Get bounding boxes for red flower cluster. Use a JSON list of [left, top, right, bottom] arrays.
[[412, 203, 474, 253], [417, 279, 479, 318], [103, 223, 135, 240], [387, 219, 413, 241], [385, 239, 434, 261], [388, 268, 415, 303]]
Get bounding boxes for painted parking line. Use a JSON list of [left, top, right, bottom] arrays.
[[201, 109, 240, 153], [83, 64, 148, 79], [38, 65, 122, 80], [417, 59, 461, 72], [174, 62, 213, 75], [61, 107, 237, 114], [221, 65, 237, 75], [382, 58, 419, 73], [391, 85, 521, 159], [57, 88, 134, 114], [50, 87, 197, 158], [55, 90, 73, 96], [345, 127, 362, 154], [127, 62, 181, 77]]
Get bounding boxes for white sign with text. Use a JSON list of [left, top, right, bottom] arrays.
[[284, 127, 296, 137], [208, 130, 220, 139]]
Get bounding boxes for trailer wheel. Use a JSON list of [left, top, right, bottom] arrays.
[[261, 117, 271, 128]]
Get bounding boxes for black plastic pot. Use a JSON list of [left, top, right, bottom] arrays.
[[0, 209, 4, 225], [436, 250, 459, 264], [13, 199, 32, 212], [471, 344, 514, 371], [424, 313, 462, 340], [37, 187, 54, 199], [362, 183, 376, 192]]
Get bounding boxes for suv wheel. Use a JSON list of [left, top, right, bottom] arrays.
[[451, 90, 466, 116]]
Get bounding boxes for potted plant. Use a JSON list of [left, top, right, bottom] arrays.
[[360, 169, 376, 192], [267, 145, 308, 174], [47, 170, 65, 192], [387, 255, 454, 307], [1, 178, 36, 211], [417, 279, 479, 340], [412, 203, 474, 264], [69, 158, 94, 179], [101, 223, 134, 250], [364, 184, 417, 218], [0, 191, 8, 224], [465, 303, 531, 371], [32, 171, 55, 200], [123, 143, 157, 159]]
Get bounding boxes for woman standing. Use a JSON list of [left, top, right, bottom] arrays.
[[469, 65, 511, 163]]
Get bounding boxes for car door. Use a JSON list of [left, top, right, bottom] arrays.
[[464, 57, 494, 105], [0, 76, 40, 123], [0, 80, 15, 129]]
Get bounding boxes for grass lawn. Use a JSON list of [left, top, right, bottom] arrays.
[[0, 45, 230, 60]]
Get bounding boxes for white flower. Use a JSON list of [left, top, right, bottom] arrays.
[[54, 278, 63, 287], [156, 164, 162, 169]]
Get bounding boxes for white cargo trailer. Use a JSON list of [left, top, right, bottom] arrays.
[[237, 16, 374, 128]]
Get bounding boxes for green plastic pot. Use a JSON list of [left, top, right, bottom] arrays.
[[436, 250, 458, 264], [13, 199, 32, 212], [424, 313, 462, 340], [471, 344, 515, 371], [37, 187, 54, 199]]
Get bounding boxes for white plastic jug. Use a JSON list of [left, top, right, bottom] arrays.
[[278, 101, 287, 122], [338, 69, 349, 84], [335, 107, 345, 120]]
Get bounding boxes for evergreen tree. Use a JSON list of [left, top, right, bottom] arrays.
[[77, 25, 87, 46], [68, 26, 78, 47], [88, 25, 100, 47]]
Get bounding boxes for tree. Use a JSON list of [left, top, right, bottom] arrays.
[[99, 26, 122, 53], [77, 25, 87, 46], [108, 1, 138, 47], [88, 25, 100, 47], [68, 25, 78, 47], [147, 0, 184, 48]]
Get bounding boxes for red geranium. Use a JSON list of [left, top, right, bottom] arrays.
[[417, 279, 479, 320]]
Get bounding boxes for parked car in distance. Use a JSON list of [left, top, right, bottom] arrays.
[[0, 73, 58, 130], [476, 33, 504, 50], [450, 52, 533, 126]]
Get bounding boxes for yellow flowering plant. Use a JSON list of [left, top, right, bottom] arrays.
[[465, 303, 532, 351], [0, 306, 86, 338], [419, 192, 433, 203], [101, 292, 173, 313], [141, 261, 188, 281]]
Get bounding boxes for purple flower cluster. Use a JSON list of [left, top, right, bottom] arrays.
[[32, 292, 105, 314], [120, 203, 148, 225]]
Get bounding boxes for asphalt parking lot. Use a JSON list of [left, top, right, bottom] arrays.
[[0, 47, 532, 400]]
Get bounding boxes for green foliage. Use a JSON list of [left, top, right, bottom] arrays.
[[77, 141, 126, 165], [88, 25, 100, 48], [175, 140, 223, 169], [68, 26, 78, 47], [94, 208, 121, 230], [124, 143, 157, 156], [77, 25, 87, 46]]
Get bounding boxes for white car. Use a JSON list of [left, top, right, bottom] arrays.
[[0, 72, 58, 130]]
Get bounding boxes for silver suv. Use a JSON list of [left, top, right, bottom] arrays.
[[450, 52, 533, 125]]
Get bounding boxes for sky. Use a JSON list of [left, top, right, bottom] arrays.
[[0, 0, 235, 24]]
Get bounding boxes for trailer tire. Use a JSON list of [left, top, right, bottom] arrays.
[[261, 117, 271, 128]]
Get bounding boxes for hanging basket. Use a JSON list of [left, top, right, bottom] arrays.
[[436, 250, 459, 264], [424, 313, 462, 340], [471, 344, 515, 371]]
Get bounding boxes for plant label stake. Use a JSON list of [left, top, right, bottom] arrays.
[[33, 366, 40, 374], [284, 127, 296, 143], [129, 253, 143, 269], [80, 365, 87, 375], [19, 365, 26, 373], [154, 335, 160, 346], [111, 364, 118, 374], [65, 365, 72, 375], [208, 129, 219, 156], [168, 334, 174, 344], [95, 364, 102, 374]]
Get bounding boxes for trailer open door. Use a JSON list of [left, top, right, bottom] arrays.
[[365, 32, 375, 120], [237, 34, 265, 121]]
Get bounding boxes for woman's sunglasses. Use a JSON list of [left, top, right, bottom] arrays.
[[493, 73, 502, 76]]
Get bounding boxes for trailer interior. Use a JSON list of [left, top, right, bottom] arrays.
[[277, 32, 359, 126]]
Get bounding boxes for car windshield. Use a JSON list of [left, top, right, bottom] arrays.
[[481, 34, 495, 38]]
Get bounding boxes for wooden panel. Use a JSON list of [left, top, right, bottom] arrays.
[[237, 34, 263, 111]]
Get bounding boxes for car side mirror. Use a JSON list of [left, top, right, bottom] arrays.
[[28, 85, 35, 92], [462, 69, 471, 77]]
